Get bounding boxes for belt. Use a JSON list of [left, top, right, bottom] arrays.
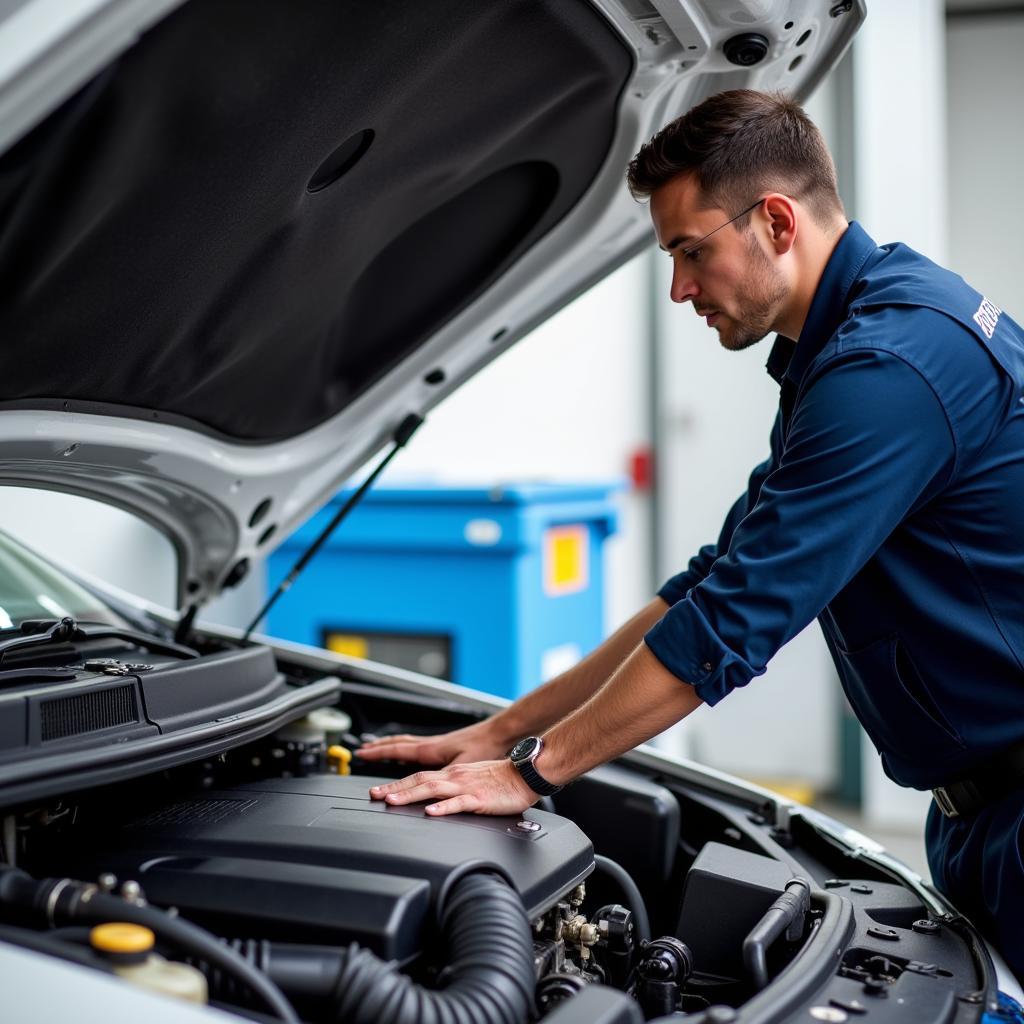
[[932, 740, 1024, 819]]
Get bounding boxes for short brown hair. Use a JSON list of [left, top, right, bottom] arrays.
[[626, 89, 844, 228]]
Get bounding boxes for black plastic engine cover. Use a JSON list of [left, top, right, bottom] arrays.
[[62, 774, 592, 961]]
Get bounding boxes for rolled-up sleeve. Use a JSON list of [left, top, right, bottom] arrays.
[[645, 348, 956, 704]]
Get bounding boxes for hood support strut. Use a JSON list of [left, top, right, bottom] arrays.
[[231, 413, 425, 646]]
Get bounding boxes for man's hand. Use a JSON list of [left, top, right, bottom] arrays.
[[356, 720, 508, 768], [368, 758, 537, 817]]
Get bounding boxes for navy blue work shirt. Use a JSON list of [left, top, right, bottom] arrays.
[[645, 221, 1024, 790]]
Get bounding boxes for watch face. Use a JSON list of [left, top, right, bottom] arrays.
[[509, 737, 540, 763]]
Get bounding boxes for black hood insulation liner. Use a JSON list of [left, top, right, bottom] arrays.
[[0, 0, 631, 441]]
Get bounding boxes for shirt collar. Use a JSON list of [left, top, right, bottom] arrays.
[[764, 220, 878, 387]]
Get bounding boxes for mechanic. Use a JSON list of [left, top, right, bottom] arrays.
[[359, 90, 1024, 975]]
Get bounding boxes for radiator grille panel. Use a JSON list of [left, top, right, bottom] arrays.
[[40, 684, 138, 741]]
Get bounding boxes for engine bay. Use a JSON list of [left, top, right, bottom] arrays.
[[0, 628, 992, 1024]]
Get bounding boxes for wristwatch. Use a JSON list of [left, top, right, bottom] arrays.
[[508, 736, 563, 796]]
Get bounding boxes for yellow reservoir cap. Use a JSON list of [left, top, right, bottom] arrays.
[[90, 923, 155, 954], [327, 744, 352, 775]]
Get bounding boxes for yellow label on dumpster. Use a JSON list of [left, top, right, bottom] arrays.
[[325, 633, 369, 659], [544, 525, 588, 596]]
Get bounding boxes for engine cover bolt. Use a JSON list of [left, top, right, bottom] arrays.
[[514, 820, 542, 833]]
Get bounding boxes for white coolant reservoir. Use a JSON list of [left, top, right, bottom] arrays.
[[90, 922, 208, 1004], [276, 706, 353, 746]]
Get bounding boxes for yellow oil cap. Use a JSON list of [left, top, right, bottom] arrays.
[[90, 923, 155, 955], [327, 744, 352, 775]]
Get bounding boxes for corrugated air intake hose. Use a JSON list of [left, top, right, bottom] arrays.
[[330, 870, 534, 1024]]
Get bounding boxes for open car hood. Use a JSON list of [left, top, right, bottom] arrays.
[[0, 0, 864, 609]]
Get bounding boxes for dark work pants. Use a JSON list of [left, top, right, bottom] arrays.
[[926, 789, 1024, 982]]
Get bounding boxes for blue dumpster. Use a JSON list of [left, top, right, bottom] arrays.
[[265, 482, 621, 699]]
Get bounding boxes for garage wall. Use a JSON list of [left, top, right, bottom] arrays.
[[392, 254, 653, 634], [946, 9, 1024, 322]]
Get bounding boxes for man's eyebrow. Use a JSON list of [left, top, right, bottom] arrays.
[[659, 235, 698, 253]]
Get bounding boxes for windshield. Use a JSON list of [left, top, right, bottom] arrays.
[[0, 530, 130, 631]]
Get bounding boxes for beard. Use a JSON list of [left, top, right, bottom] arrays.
[[716, 233, 788, 351]]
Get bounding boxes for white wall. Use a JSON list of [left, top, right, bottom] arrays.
[[852, 1, 949, 260], [394, 253, 653, 632], [946, 11, 1024, 322]]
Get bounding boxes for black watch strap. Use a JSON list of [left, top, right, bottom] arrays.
[[510, 737, 563, 796], [518, 758, 562, 797]]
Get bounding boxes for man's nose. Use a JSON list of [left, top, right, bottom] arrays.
[[670, 263, 698, 304]]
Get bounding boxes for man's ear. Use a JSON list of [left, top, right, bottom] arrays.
[[761, 193, 797, 255]]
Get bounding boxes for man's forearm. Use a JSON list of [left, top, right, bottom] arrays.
[[486, 597, 669, 746], [534, 641, 703, 784], [366, 614, 703, 819]]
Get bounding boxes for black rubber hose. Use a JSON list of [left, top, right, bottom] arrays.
[[197, 939, 347, 1008], [0, 922, 113, 973], [0, 866, 297, 1024], [331, 871, 534, 1024], [593, 854, 651, 945], [65, 890, 299, 1023], [742, 878, 810, 991]]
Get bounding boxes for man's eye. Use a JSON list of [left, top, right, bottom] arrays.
[[684, 248, 703, 262]]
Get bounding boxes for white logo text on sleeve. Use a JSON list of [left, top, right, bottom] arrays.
[[973, 297, 1002, 339]]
